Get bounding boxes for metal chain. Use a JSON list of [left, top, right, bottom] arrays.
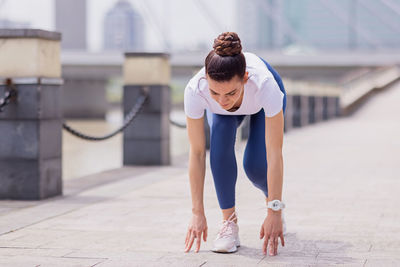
[[1, 80, 185, 139], [0, 79, 18, 113], [62, 89, 149, 141], [169, 117, 187, 128]]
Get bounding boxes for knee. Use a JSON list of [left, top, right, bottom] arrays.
[[243, 157, 267, 184], [243, 158, 268, 195]]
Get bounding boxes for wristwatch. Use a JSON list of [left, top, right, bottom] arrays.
[[267, 199, 285, 211]]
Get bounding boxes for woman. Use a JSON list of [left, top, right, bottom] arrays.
[[183, 32, 287, 256]]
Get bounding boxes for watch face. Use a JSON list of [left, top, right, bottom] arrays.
[[271, 200, 280, 210]]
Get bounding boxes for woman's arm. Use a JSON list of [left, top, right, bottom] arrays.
[[265, 109, 284, 209], [184, 115, 208, 253], [186, 116, 207, 215], [260, 109, 285, 256]]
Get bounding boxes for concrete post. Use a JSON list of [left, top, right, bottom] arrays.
[[292, 95, 309, 127], [122, 53, 171, 165], [204, 114, 211, 150], [308, 96, 316, 124], [284, 94, 293, 132], [323, 96, 339, 120], [308, 95, 324, 124], [0, 29, 63, 200], [314, 96, 324, 122], [334, 97, 341, 117], [300, 95, 309, 126], [240, 116, 250, 140]]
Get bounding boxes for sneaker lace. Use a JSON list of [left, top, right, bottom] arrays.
[[217, 211, 237, 238]]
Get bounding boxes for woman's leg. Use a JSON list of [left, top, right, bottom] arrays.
[[206, 109, 245, 220], [243, 108, 269, 197], [243, 58, 287, 195]]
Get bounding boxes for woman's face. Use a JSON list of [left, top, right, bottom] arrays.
[[207, 72, 249, 110]]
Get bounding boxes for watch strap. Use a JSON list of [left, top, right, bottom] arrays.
[[267, 200, 285, 210]]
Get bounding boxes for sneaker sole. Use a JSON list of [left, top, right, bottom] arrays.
[[211, 245, 238, 253], [211, 241, 240, 253]]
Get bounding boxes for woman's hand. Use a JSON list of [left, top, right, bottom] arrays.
[[260, 211, 285, 256], [184, 213, 208, 253]]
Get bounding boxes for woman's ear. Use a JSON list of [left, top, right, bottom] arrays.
[[243, 71, 249, 83]]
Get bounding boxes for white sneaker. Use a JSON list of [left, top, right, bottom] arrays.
[[211, 211, 240, 253]]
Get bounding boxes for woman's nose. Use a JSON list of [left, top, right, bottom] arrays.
[[219, 96, 228, 105]]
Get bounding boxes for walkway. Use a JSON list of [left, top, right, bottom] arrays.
[[0, 81, 399, 266]]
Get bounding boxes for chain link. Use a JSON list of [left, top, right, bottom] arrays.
[[62, 89, 149, 141], [0, 79, 18, 113], [1, 81, 185, 139], [169, 117, 187, 128]]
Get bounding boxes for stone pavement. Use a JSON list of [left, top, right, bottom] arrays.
[[0, 81, 399, 266]]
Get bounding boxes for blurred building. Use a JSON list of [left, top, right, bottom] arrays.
[[103, 0, 145, 51], [237, 0, 400, 51], [55, 0, 87, 50]]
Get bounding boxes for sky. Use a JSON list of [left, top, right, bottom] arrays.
[[0, 0, 237, 52]]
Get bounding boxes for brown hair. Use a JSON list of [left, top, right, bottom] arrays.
[[205, 32, 246, 82]]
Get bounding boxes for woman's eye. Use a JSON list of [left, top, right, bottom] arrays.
[[228, 92, 236, 96]]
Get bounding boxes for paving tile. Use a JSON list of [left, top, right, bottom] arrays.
[[0, 81, 399, 265]]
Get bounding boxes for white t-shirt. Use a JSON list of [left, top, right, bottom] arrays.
[[184, 52, 284, 119]]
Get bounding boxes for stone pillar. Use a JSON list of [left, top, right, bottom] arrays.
[[123, 53, 171, 165], [300, 95, 309, 127], [334, 97, 341, 117], [323, 96, 339, 120], [308, 96, 316, 124], [308, 95, 324, 124], [292, 94, 311, 127], [314, 95, 324, 123], [0, 29, 63, 200], [240, 116, 250, 140], [204, 115, 211, 150], [284, 94, 293, 132]]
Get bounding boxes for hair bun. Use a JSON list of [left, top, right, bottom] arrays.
[[213, 32, 242, 56]]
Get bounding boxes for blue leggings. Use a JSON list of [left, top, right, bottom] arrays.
[[206, 58, 287, 209]]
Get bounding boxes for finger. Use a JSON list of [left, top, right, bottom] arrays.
[[185, 229, 190, 245], [184, 231, 191, 252], [203, 228, 208, 242], [280, 233, 285, 247], [185, 232, 195, 252], [260, 225, 264, 239], [263, 234, 270, 255], [274, 238, 278, 255], [185, 229, 193, 247], [187, 235, 196, 253], [195, 232, 202, 252], [269, 238, 274, 256]]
